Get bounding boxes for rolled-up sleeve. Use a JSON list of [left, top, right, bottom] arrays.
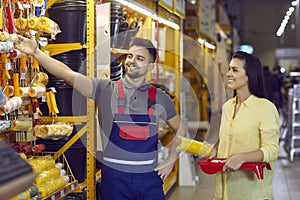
[[260, 103, 280, 162]]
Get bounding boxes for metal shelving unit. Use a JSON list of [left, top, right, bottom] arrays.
[[286, 84, 300, 161]]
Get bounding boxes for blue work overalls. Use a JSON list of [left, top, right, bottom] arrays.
[[101, 80, 165, 200]]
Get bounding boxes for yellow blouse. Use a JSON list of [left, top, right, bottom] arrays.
[[214, 95, 280, 200]]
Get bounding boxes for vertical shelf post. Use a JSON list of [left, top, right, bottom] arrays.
[[86, 0, 96, 199]]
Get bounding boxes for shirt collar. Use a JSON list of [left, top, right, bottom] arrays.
[[231, 94, 257, 108], [122, 78, 151, 91]]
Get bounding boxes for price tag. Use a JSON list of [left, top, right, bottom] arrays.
[[71, 184, 75, 190], [33, 112, 39, 119], [20, 72, 26, 80], [60, 190, 65, 196]]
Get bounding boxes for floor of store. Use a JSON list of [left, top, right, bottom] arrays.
[[167, 140, 300, 200]]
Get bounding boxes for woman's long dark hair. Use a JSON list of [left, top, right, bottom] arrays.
[[232, 51, 266, 98]]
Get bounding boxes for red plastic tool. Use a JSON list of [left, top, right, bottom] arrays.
[[198, 158, 272, 179]]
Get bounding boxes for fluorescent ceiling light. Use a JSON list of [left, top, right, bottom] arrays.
[[114, 0, 180, 30], [205, 42, 216, 50], [276, 0, 297, 37], [197, 37, 215, 50], [197, 37, 205, 44], [289, 6, 295, 12]]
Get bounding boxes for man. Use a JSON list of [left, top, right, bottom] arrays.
[[15, 35, 186, 200]]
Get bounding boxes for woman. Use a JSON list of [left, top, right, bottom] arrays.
[[214, 51, 280, 200]]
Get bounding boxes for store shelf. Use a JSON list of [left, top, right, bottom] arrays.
[[44, 181, 79, 200], [285, 84, 300, 161], [39, 116, 87, 125], [111, 48, 129, 54], [163, 170, 177, 194]]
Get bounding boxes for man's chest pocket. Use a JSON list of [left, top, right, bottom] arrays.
[[119, 124, 150, 140]]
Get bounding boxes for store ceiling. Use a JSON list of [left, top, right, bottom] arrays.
[[220, 0, 296, 47], [219, 0, 299, 67]]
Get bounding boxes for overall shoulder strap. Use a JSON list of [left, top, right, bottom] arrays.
[[148, 86, 156, 115], [116, 80, 126, 114]]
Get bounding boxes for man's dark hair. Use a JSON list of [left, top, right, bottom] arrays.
[[130, 37, 157, 63], [232, 51, 266, 98]]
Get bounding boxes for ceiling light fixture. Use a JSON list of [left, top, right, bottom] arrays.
[[276, 1, 298, 37], [197, 37, 215, 50], [114, 0, 180, 30]]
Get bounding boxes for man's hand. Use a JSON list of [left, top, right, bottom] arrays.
[[14, 34, 38, 56], [154, 159, 175, 181]]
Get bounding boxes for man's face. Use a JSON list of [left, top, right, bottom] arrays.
[[125, 45, 153, 79]]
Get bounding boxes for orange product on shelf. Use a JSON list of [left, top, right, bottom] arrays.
[[0, 96, 22, 114], [19, 56, 27, 72], [3, 85, 14, 97], [19, 87, 30, 97], [13, 73, 21, 96]]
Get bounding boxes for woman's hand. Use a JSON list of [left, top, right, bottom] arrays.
[[222, 154, 244, 172]]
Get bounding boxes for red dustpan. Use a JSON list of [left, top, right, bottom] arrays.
[[198, 158, 272, 179]]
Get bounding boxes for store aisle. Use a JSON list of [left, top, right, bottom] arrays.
[[167, 141, 300, 200]]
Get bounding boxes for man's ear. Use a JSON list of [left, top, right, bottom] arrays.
[[148, 63, 155, 71]]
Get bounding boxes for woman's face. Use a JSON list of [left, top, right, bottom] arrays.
[[226, 58, 249, 91]]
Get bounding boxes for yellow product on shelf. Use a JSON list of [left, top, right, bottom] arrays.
[[19, 153, 27, 160], [31, 58, 40, 72], [177, 137, 213, 156], [8, 34, 18, 42], [37, 16, 61, 35], [34, 122, 73, 139], [35, 167, 61, 186], [39, 176, 68, 197], [27, 156, 56, 174], [10, 120, 32, 131], [13, 18, 27, 30], [28, 83, 46, 97], [28, 16, 39, 29], [34, 72, 49, 85], [0, 31, 9, 41], [45, 90, 59, 115]]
